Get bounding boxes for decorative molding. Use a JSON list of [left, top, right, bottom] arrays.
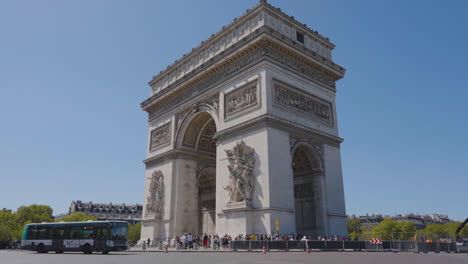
[[145, 170, 164, 219], [215, 113, 342, 147], [203, 93, 219, 114], [149, 123, 171, 151], [173, 93, 219, 136], [289, 134, 325, 159], [225, 80, 260, 119], [147, 2, 340, 95], [143, 37, 340, 116], [273, 80, 333, 126]]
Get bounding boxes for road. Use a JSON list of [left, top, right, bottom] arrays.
[[1, 250, 468, 264]]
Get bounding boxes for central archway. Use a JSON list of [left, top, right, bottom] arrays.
[[178, 111, 217, 236]]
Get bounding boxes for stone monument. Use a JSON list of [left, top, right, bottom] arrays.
[[140, 0, 347, 242]]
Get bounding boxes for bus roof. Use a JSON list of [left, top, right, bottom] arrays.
[[26, 220, 128, 226]]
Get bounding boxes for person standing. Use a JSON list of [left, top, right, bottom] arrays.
[[203, 233, 208, 249], [187, 233, 193, 249], [181, 234, 187, 249]]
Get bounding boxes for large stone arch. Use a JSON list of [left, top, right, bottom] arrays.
[[174, 104, 219, 151], [290, 141, 328, 237], [174, 110, 218, 236]]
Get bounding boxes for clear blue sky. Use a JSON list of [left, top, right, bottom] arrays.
[[0, 0, 467, 221]]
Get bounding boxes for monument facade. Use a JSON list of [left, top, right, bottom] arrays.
[[140, 0, 347, 241]]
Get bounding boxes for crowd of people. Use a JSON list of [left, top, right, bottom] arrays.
[[142, 233, 353, 250]]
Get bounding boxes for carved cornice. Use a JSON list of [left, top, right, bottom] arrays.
[[144, 149, 216, 168], [147, 1, 338, 94], [215, 113, 343, 147], [142, 35, 343, 116]]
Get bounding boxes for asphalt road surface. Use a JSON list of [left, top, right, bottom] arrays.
[[2, 250, 468, 264]]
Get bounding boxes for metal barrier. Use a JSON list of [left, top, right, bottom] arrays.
[[230, 240, 457, 252]]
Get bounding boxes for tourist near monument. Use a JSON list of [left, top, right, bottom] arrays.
[[140, 0, 347, 242]]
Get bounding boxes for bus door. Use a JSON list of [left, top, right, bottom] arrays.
[[94, 227, 107, 251], [52, 227, 65, 252]]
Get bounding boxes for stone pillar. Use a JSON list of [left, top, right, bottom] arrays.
[[322, 144, 347, 235], [173, 158, 199, 236]]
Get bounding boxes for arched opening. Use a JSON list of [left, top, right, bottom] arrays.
[[292, 144, 325, 236], [179, 111, 217, 236]]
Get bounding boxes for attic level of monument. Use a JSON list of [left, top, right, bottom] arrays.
[[142, 0, 345, 110], [142, 36, 345, 115]]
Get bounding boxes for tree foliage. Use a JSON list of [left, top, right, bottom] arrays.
[[15, 205, 53, 226], [347, 219, 362, 240], [421, 222, 468, 236], [57, 212, 97, 222], [128, 223, 141, 246], [0, 205, 54, 245]]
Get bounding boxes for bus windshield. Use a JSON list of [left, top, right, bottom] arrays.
[[109, 225, 127, 241]]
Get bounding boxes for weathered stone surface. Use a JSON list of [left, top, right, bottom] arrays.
[[140, 1, 347, 242]]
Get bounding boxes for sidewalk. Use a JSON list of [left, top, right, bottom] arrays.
[[128, 246, 233, 253]]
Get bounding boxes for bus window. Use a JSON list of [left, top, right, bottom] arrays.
[[70, 227, 82, 239], [38, 226, 51, 240], [110, 225, 127, 241], [54, 227, 65, 239], [96, 227, 108, 239], [27, 226, 38, 240], [64, 227, 71, 239], [83, 229, 94, 239]]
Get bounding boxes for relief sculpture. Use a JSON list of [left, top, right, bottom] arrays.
[[225, 82, 258, 117], [145, 170, 164, 219], [275, 83, 332, 123], [224, 140, 256, 203], [150, 123, 170, 151]]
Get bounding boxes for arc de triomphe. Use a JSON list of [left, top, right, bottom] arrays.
[[140, 0, 347, 241]]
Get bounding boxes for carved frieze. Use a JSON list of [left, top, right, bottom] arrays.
[[149, 123, 171, 151], [225, 81, 259, 118], [274, 81, 333, 125], [224, 141, 256, 203], [145, 170, 164, 219], [144, 40, 337, 118]]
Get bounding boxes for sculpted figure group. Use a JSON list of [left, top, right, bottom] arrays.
[[224, 140, 256, 203], [145, 170, 164, 219]]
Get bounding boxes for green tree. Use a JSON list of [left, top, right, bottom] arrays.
[[0, 210, 21, 242], [420, 222, 468, 238], [128, 223, 141, 246], [57, 212, 97, 222], [371, 219, 416, 240], [347, 219, 362, 240], [15, 205, 54, 226]]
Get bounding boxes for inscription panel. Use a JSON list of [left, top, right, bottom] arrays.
[[149, 123, 171, 151], [273, 80, 333, 126], [225, 80, 259, 118]]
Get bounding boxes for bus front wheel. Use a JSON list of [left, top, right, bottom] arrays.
[[83, 244, 92, 254], [102, 251, 109, 254], [37, 243, 47, 254]]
